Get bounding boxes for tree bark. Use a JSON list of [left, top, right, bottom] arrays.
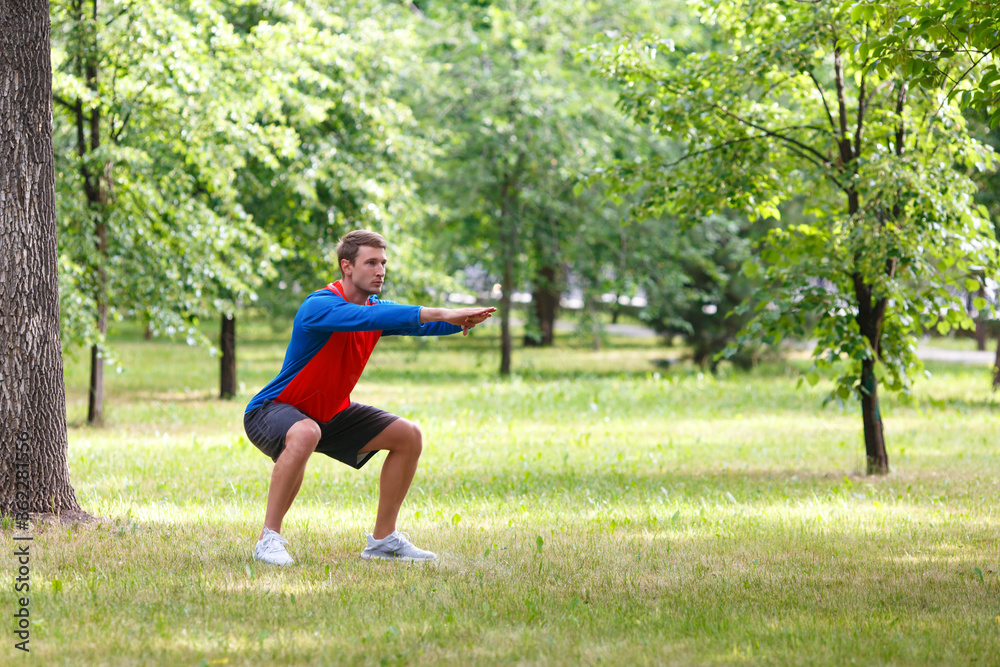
[[589, 296, 601, 352], [860, 359, 889, 474], [975, 283, 987, 351], [525, 264, 558, 347], [1, 0, 86, 518], [499, 195, 513, 375], [838, 54, 891, 476], [79, 0, 108, 426], [992, 334, 1000, 390], [498, 156, 523, 376], [220, 314, 237, 399]]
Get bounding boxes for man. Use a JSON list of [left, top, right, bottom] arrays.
[[243, 230, 495, 565]]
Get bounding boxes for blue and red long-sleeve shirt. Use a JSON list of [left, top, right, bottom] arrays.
[[245, 280, 461, 421]]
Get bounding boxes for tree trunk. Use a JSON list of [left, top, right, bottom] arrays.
[[498, 161, 521, 377], [992, 334, 1000, 390], [525, 264, 558, 347], [860, 359, 889, 475], [499, 215, 513, 374], [589, 294, 601, 352], [975, 284, 987, 351], [80, 0, 109, 426], [220, 313, 237, 399], [87, 337, 104, 425], [0, 0, 86, 518], [499, 272, 512, 375]]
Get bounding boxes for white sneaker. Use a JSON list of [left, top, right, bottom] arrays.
[[360, 531, 436, 561], [254, 527, 294, 566]]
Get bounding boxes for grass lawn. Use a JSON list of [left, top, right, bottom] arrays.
[[3, 321, 999, 665]]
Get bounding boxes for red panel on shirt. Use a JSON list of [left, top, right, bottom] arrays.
[[274, 281, 382, 422]]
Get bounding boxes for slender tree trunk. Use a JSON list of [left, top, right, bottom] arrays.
[[589, 293, 601, 352], [498, 158, 522, 376], [975, 284, 987, 351], [992, 334, 1000, 390], [1, 0, 86, 517], [220, 314, 237, 399], [500, 270, 512, 375], [859, 358, 888, 474], [87, 334, 104, 424], [836, 55, 893, 476], [78, 0, 109, 426], [526, 264, 558, 347], [499, 206, 514, 374], [853, 269, 891, 475]]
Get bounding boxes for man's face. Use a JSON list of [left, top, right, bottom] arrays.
[[344, 245, 387, 295]]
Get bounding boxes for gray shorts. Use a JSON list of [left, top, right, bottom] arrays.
[[243, 400, 400, 469]]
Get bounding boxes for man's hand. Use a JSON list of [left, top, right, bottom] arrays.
[[421, 306, 497, 335]]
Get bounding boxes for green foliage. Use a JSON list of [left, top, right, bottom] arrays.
[[51, 0, 441, 362], [845, 0, 1000, 125], [223, 0, 442, 307], [52, 0, 278, 354], [590, 0, 999, 406], [411, 0, 669, 358]]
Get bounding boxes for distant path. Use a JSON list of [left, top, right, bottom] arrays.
[[505, 318, 656, 338], [915, 345, 995, 365], [544, 319, 997, 365]]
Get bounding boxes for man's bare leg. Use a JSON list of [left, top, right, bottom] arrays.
[[358, 418, 423, 539], [258, 419, 321, 540]]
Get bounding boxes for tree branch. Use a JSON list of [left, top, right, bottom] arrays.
[[53, 94, 76, 111], [708, 104, 833, 167], [853, 65, 867, 161], [833, 46, 854, 167], [807, 70, 837, 132], [939, 41, 1000, 111]]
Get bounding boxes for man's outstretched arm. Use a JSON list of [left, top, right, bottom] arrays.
[[383, 306, 496, 337], [420, 306, 495, 334]]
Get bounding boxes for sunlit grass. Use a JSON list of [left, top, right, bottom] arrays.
[[2, 321, 998, 665]]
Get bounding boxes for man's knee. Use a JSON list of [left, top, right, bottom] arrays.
[[283, 419, 321, 459], [396, 418, 422, 457]]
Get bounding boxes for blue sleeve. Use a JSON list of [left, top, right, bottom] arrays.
[[373, 297, 463, 337], [382, 321, 463, 337], [296, 291, 422, 333]]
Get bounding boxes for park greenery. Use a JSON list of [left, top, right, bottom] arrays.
[[3, 323, 997, 664], [36, 0, 1000, 476], [3, 1, 999, 659]]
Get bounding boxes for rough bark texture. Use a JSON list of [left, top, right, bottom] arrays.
[[220, 314, 236, 399], [0, 0, 85, 516]]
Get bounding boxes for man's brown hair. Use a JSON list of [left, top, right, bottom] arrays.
[[336, 230, 387, 276]]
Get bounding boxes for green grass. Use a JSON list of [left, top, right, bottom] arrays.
[[3, 322, 1000, 665]]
